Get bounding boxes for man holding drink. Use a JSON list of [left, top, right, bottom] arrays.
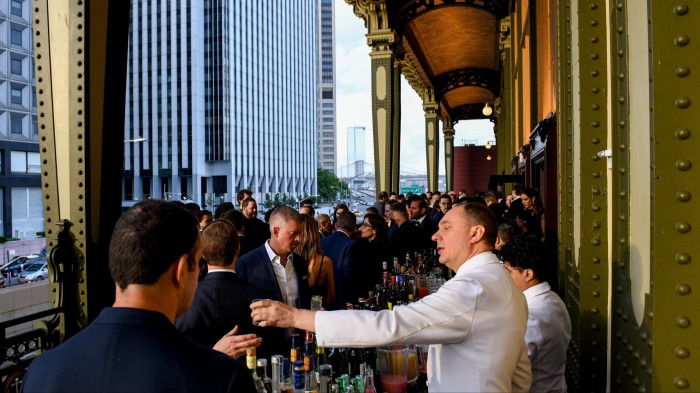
[[251, 203, 532, 392]]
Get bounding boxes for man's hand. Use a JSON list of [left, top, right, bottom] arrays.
[[213, 325, 262, 359], [250, 299, 317, 332]]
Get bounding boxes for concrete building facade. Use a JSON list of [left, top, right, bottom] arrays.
[[124, 0, 318, 208], [0, 0, 43, 238], [318, 0, 336, 174]]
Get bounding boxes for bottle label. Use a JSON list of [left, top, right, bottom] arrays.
[[247, 356, 256, 370], [290, 348, 298, 362]]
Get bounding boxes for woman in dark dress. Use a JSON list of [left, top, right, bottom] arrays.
[[295, 215, 336, 307], [349, 213, 391, 302]]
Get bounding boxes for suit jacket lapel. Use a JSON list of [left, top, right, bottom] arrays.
[[259, 247, 284, 301]]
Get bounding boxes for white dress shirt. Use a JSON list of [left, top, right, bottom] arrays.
[[264, 241, 299, 307], [315, 251, 532, 392], [523, 282, 571, 393]]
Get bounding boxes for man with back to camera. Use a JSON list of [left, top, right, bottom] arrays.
[[251, 202, 532, 392], [500, 235, 572, 393], [320, 210, 357, 309], [176, 220, 286, 360], [22, 200, 255, 393]]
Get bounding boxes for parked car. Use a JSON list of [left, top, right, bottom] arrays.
[[0, 254, 41, 277], [18, 261, 49, 283]]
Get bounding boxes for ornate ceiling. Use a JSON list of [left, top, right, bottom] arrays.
[[391, 0, 507, 121]]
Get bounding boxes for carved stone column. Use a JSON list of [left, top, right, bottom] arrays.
[[423, 90, 439, 191]]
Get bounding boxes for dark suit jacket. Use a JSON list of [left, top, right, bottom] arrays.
[[236, 244, 311, 310], [175, 270, 285, 360], [320, 231, 356, 309], [22, 308, 255, 393]]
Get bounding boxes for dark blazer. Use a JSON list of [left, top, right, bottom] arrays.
[[175, 270, 285, 360], [320, 231, 356, 309], [236, 244, 311, 310], [22, 308, 255, 393]]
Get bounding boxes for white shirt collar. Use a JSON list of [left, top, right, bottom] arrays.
[[264, 240, 293, 265], [523, 281, 551, 300], [455, 251, 500, 277]]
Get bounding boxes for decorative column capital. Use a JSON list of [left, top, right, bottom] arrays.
[[499, 16, 511, 55]]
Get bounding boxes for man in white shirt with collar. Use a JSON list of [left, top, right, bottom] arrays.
[[237, 205, 311, 310], [501, 235, 572, 393], [252, 203, 532, 392]]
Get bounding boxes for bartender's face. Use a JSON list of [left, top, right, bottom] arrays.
[[432, 206, 473, 271]]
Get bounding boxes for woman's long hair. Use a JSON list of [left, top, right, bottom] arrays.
[[363, 213, 389, 244], [295, 214, 322, 262]]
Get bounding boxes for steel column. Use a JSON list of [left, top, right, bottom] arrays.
[[423, 90, 439, 191], [649, 1, 700, 391], [442, 117, 455, 192]]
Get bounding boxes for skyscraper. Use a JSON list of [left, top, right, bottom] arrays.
[[318, 0, 337, 174], [0, 0, 43, 238], [124, 1, 318, 207], [347, 126, 366, 178]]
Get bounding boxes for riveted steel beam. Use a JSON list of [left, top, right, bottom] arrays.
[[649, 1, 699, 391], [498, 16, 514, 175], [34, 0, 130, 341], [573, 0, 609, 391]]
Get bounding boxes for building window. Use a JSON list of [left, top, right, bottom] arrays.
[[11, 58, 22, 75], [322, 110, 333, 115], [323, 132, 334, 137], [11, 0, 23, 16], [11, 87, 22, 105], [11, 151, 40, 173], [322, 103, 333, 108], [322, 91, 333, 99], [11, 28, 23, 46], [322, 118, 333, 123], [322, 125, 334, 130], [11, 115, 23, 134], [323, 147, 334, 152]]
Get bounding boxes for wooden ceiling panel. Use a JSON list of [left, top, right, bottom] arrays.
[[406, 7, 498, 77], [443, 86, 495, 111]]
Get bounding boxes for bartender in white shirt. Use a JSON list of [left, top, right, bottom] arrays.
[[500, 235, 572, 393], [252, 203, 532, 392]]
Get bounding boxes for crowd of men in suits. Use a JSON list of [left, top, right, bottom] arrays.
[[22, 187, 570, 393]]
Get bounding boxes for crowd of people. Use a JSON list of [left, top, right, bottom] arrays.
[[22, 186, 571, 393]]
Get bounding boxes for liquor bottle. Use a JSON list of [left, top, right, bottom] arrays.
[[247, 348, 268, 393], [293, 360, 305, 392], [402, 252, 412, 274], [304, 355, 320, 393], [363, 367, 377, 393], [391, 257, 401, 277], [258, 359, 273, 393], [271, 355, 283, 393], [387, 276, 398, 310], [318, 364, 333, 393], [288, 335, 301, 386], [382, 261, 389, 275], [316, 346, 327, 372], [327, 347, 347, 380]]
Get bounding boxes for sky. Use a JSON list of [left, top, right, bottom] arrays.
[[333, 0, 497, 177]]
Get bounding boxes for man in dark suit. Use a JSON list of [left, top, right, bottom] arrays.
[[22, 200, 255, 393], [320, 210, 357, 309], [389, 203, 427, 263], [408, 195, 439, 248], [176, 220, 285, 360], [237, 205, 311, 310]]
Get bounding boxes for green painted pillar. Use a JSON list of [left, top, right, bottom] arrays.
[[649, 1, 700, 391], [423, 91, 439, 192], [442, 116, 455, 192], [572, 0, 610, 391], [368, 30, 401, 193]]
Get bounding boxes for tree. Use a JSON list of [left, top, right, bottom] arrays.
[[317, 168, 349, 203]]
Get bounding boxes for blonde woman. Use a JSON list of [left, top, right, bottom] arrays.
[[295, 214, 336, 308]]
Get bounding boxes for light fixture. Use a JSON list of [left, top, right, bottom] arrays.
[[485, 140, 494, 150], [486, 154, 492, 161], [482, 103, 493, 117]]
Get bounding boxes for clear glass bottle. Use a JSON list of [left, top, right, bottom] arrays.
[[258, 359, 273, 393], [271, 355, 284, 393], [246, 347, 268, 393], [363, 367, 377, 393]]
